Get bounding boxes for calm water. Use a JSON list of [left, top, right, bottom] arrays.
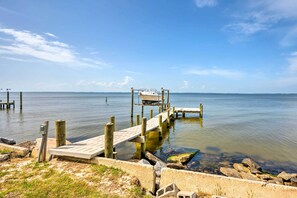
[[1, 92, 297, 172]]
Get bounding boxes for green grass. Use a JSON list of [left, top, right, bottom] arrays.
[[0, 168, 103, 198], [91, 164, 124, 177], [0, 149, 11, 154], [0, 161, 143, 198]]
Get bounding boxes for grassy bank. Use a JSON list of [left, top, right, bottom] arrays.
[[0, 158, 147, 198]]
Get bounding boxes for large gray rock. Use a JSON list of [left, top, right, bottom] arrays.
[[0, 137, 16, 145], [242, 158, 261, 174], [154, 161, 166, 177], [277, 171, 297, 181], [220, 167, 241, 179], [0, 154, 9, 162]]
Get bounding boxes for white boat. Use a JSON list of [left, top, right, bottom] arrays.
[[139, 89, 161, 104]]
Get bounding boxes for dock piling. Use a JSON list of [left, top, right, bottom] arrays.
[[182, 111, 185, 118], [110, 116, 115, 132], [200, 103, 203, 118], [167, 110, 170, 126], [141, 106, 144, 118], [161, 88, 164, 112], [20, 92, 22, 110], [130, 87, 134, 118], [136, 114, 140, 125], [104, 123, 114, 158], [141, 117, 147, 157], [158, 115, 163, 138], [55, 120, 66, 147], [6, 91, 9, 109], [150, 109, 153, 119]]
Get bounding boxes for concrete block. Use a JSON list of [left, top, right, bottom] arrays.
[[92, 157, 156, 193], [177, 191, 197, 198], [160, 168, 297, 198], [156, 183, 179, 198]]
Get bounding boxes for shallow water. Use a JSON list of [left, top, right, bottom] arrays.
[[1, 92, 297, 172]]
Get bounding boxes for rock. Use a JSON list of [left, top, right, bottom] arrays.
[[219, 167, 241, 178], [0, 143, 29, 157], [239, 172, 260, 181], [277, 171, 297, 181], [167, 152, 197, 164], [31, 138, 71, 160], [219, 161, 231, 167], [145, 151, 167, 167], [0, 137, 16, 145], [267, 177, 283, 185], [167, 163, 186, 169], [138, 159, 151, 165], [154, 161, 166, 171], [257, 174, 275, 181], [233, 163, 250, 173], [291, 177, 297, 183], [0, 154, 9, 162], [17, 141, 36, 151], [242, 158, 261, 173]]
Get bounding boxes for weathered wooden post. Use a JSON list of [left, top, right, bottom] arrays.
[[158, 115, 163, 138], [141, 117, 147, 157], [182, 111, 185, 118], [136, 114, 140, 125], [200, 103, 203, 118], [167, 90, 170, 110], [167, 109, 170, 126], [12, 100, 15, 109], [141, 105, 144, 118], [38, 121, 49, 162], [104, 123, 114, 158], [110, 116, 115, 132], [150, 109, 153, 119], [158, 106, 161, 113], [20, 92, 22, 110], [6, 90, 9, 109], [130, 87, 134, 118], [172, 107, 175, 118], [55, 120, 66, 147], [161, 88, 164, 112]]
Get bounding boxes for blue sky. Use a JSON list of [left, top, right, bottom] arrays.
[[0, 0, 297, 93]]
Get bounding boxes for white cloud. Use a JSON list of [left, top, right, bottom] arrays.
[[77, 76, 134, 88], [44, 32, 57, 38], [224, 0, 297, 40], [185, 68, 242, 78], [280, 26, 297, 47], [0, 28, 108, 68], [180, 80, 189, 89], [195, 0, 218, 8]]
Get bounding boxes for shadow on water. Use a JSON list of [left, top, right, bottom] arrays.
[[132, 117, 297, 175]]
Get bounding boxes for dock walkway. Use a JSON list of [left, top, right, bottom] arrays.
[[49, 107, 201, 159]]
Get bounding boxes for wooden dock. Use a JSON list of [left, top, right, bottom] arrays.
[[0, 101, 15, 110], [49, 107, 202, 159]]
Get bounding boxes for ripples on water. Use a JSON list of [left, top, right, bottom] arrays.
[[1, 92, 297, 172]]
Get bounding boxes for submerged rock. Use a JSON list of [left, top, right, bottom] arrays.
[[242, 158, 261, 174], [267, 177, 283, 185], [167, 163, 186, 169], [167, 152, 198, 164], [277, 171, 297, 181], [219, 167, 241, 178]]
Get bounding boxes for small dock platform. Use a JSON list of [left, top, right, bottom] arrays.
[[49, 106, 203, 160], [0, 101, 15, 110]]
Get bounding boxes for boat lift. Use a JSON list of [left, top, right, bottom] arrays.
[[130, 87, 170, 119]]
